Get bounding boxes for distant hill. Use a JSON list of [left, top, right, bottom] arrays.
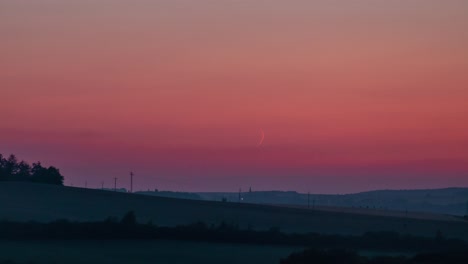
[[139, 190, 202, 200], [136, 188, 468, 216], [1, 182, 468, 241]]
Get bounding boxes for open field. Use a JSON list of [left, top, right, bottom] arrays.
[[1, 182, 467, 240], [0, 240, 299, 264], [273, 204, 461, 221]]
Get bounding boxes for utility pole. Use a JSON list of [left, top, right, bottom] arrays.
[[130, 171, 134, 193], [114, 177, 118, 191], [238, 188, 242, 203], [101, 181, 104, 190]]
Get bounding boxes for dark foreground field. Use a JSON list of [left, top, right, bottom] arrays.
[[1, 216, 467, 264], [0, 240, 299, 264]]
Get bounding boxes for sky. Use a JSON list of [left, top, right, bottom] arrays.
[[1, 0, 468, 193]]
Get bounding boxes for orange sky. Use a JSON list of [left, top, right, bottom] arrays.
[[1, 1, 468, 192]]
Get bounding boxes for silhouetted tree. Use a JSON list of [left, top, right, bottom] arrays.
[[0, 154, 19, 181], [16, 161, 31, 181], [0, 154, 5, 180], [31, 163, 64, 185], [121, 211, 137, 226], [0, 153, 64, 185], [5, 155, 19, 178]]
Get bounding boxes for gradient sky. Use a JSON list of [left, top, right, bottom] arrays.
[[1, 1, 468, 193]]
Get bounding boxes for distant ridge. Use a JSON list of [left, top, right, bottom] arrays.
[[137, 187, 468, 216]]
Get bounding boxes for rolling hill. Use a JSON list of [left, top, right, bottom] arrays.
[[1, 182, 467, 240], [138, 188, 468, 216]]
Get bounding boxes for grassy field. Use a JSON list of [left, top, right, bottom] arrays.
[[1, 182, 467, 240], [0, 240, 300, 264]]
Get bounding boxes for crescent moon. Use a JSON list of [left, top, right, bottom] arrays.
[[257, 129, 265, 147]]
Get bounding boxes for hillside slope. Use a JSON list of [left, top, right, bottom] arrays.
[[1, 182, 467, 240]]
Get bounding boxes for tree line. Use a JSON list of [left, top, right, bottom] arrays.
[[0, 154, 64, 185], [0, 212, 466, 264], [0, 211, 466, 254]]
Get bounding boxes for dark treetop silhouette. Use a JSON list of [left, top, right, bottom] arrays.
[[0, 154, 64, 185]]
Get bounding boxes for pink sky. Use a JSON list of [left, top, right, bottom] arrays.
[[1, 1, 468, 192]]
